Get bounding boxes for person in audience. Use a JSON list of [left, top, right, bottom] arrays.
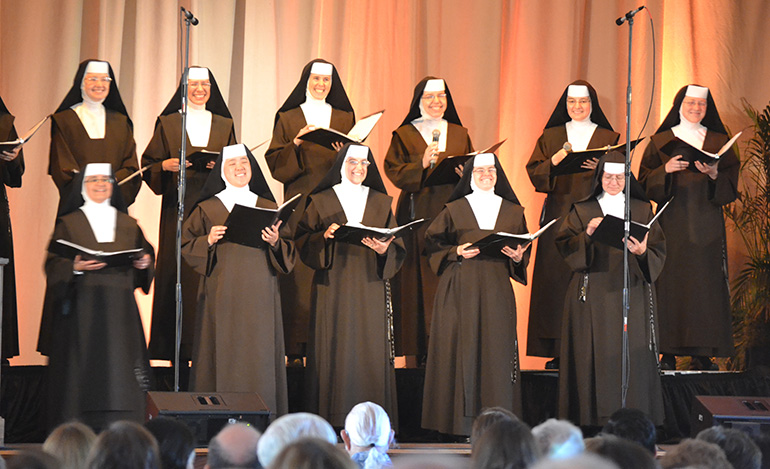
[[697, 426, 762, 469], [42, 421, 97, 469], [660, 438, 732, 469], [271, 438, 358, 469], [341, 402, 395, 469], [257, 412, 337, 468], [529, 453, 619, 469], [470, 407, 519, 450], [532, 419, 584, 460], [86, 421, 161, 469], [205, 422, 261, 469], [471, 419, 541, 469], [145, 416, 196, 469], [600, 408, 657, 455], [584, 435, 656, 469]]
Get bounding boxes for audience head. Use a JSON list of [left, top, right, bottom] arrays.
[[86, 421, 161, 469], [532, 419, 584, 460], [470, 407, 519, 449], [42, 421, 97, 469], [6, 450, 59, 469], [341, 402, 394, 469], [660, 438, 732, 469], [145, 417, 196, 469], [271, 438, 357, 469], [584, 435, 657, 469], [697, 426, 762, 469], [257, 413, 337, 467], [472, 419, 541, 469], [393, 455, 468, 469], [206, 422, 261, 469], [530, 453, 620, 469], [601, 408, 657, 454]]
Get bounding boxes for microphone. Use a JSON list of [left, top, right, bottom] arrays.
[[181, 6, 199, 25], [562, 142, 572, 152], [430, 129, 441, 169], [616, 5, 645, 25]]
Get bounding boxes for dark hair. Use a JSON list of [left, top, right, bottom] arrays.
[[472, 419, 541, 469], [145, 417, 196, 469], [86, 421, 161, 469], [7, 449, 60, 469], [660, 438, 732, 469], [585, 435, 657, 469], [270, 438, 357, 469], [601, 408, 657, 454], [697, 427, 762, 469], [470, 407, 519, 449], [207, 423, 261, 469]]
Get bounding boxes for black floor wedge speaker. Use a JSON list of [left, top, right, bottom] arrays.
[[691, 395, 770, 436]]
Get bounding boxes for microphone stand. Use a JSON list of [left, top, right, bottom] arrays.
[[174, 7, 198, 393]]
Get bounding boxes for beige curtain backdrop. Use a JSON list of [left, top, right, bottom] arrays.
[[1, 0, 768, 367]]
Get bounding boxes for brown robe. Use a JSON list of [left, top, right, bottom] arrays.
[[421, 199, 529, 436], [49, 109, 140, 207], [182, 197, 294, 416], [383, 122, 473, 356], [638, 130, 738, 356], [296, 188, 405, 427], [0, 112, 23, 359], [555, 197, 665, 426], [265, 107, 355, 355], [525, 125, 619, 357], [38, 210, 154, 430], [143, 113, 237, 360]]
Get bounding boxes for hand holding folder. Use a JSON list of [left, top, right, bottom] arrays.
[[221, 194, 302, 248]]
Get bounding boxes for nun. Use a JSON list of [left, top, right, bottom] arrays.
[[525, 80, 620, 367], [37, 163, 154, 430], [143, 66, 237, 362], [49, 60, 140, 207], [383, 77, 474, 362], [555, 152, 665, 426], [421, 153, 529, 437], [181, 143, 293, 416], [265, 58, 356, 361], [0, 95, 24, 362], [296, 143, 405, 427], [638, 84, 739, 371]]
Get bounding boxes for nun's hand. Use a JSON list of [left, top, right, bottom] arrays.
[[582, 157, 600, 170], [162, 158, 191, 172], [694, 160, 718, 179], [665, 155, 689, 173], [586, 217, 603, 236], [454, 163, 465, 177], [458, 242, 480, 259], [363, 236, 393, 255], [294, 125, 316, 146], [206, 160, 216, 169], [423, 143, 439, 169], [74, 255, 106, 272], [502, 243, 527, 263], [133, 253, 152, 270], [262, 220, 282, 247], [627, 233, 648, 255], [0, 146, 20, 161], [331, 142, 344, 152], [208, 225, 227, 246], [551, 148, 569, 166], [324, 223, 340, 240]]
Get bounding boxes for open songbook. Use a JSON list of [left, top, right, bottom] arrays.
[[465, 218, 559, 259], [0, 115, 50, 153], [591, 199, 672, 250], [300, 110, 385, 150], [332, 218, 429, 245], [222, 194, 302, 248], [423, 139, 507, 187], [186, 150, 219, 168], [551, 138, 644, 177], [50, 239, 144, 268], [660, 132, 742, 171]]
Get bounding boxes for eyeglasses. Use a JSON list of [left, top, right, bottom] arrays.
[[682, 99, 707, 108], [566, 98, 591, 105], [602, 174, 625, 182], [84, 77, 112, 84], [421, 93, 447, 101], [188, 80, 211, 87], [346, 159, 371, 167], [84, 177, 114, 184], [472, 168, 497, 175]]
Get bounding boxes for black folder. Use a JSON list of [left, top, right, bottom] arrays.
[[50, 239, 144, 268], [222, 194, 302, 248], [551, 138, 644, 177], [186, 150, 219, 168], [333, 218, 429, 245], [423, 139, 507, 187], [659, 132, 741, 172], [0, 115, 49, 153], [300, 110, 384, 151], [590, 199, 671, 250], [466, 218, 558, 259]]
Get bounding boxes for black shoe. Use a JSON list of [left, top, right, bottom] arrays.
[[545, 357, 560, 370], [660, 354, 676, 370]]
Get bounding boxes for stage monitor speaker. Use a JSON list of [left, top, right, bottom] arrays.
[[146, 392, 270, 445], [691, 395, 770, 437]]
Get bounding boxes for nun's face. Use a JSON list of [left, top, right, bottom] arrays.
[[681, 97, 707, 124], [566, 96, 591, 122], [188, 79, 211, 106], [83, 73, 111, 102], [84, 174, 113, 204], [472, 165, 497, 192], [308, 74, 332, 100], [344, 157, 370, 185], [421, 91, 447, 119], [601, 171, 625, 196], [223, 156, 252, 188]]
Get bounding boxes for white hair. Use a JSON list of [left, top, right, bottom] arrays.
[[256, 413, 336, 467], [532, 419, 585, 460]]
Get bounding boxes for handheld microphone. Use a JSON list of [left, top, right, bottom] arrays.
[[430, 129, 441, 169], [181, 6, 199, 25], [616, 5, 645, 25], [562, 142, 572, 152]]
